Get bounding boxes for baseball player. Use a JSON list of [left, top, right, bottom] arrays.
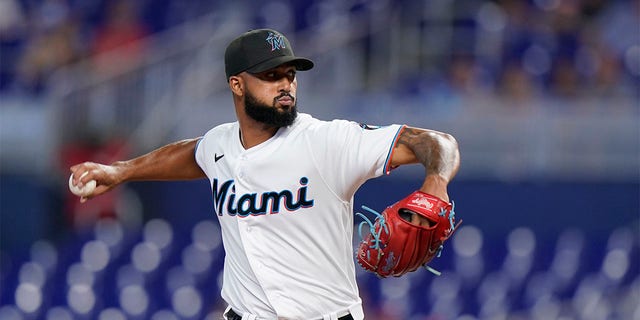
[[69, 29, 460, 320]]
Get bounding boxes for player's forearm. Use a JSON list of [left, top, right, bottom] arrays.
[[113, 138, 206, 183], [395, 127, 460, 200], [396, 127, 460, 179]]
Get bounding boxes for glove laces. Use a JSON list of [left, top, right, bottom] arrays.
[[356, 206, 389, 256], [442, 200, 456, 231]]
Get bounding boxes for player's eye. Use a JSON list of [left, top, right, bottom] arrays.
[[256, 68, 296, 82]]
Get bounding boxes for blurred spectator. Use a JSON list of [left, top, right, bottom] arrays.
[[497, 60, 537, 108], [90, 0, 149, 76], [592, 48, 629, 98], [447, 55, 487, 96], [549, 57, 580, 99], [16, 17, 82, 94]]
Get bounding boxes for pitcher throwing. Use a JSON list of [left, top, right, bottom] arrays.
[[69, 28, 461, 320]]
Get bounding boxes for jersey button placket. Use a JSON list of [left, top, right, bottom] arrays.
[[234, 153, 274, 299], [237, 220, 273, 298], [237, 154, 247, 181]]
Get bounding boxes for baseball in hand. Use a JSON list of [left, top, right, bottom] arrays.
[[69, 172, 97, 197]]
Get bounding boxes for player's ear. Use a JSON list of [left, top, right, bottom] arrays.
[[228, 76, 244, 97]]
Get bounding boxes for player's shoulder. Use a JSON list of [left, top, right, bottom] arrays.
[[294, 113, 360, 132], [296, 113, 402, 133], [202, 122, 236, 136], [199, 122, 237, 145]]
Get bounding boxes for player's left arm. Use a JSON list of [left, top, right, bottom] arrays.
[[389, 126, 460, 202]]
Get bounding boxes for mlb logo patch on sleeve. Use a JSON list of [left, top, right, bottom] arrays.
[[359, 123, 380, 130]]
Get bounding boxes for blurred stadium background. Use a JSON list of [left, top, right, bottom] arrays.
[[0, 0, 638, 319]]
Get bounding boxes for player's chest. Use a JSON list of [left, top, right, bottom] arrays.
[[213, 147, 315, 182], [210, 150, 322, 215]]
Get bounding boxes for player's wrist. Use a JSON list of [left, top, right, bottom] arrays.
[[419, 174, 450, 202], [110, 160, 132, 184]]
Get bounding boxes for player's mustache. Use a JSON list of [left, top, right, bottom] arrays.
[[275, 93, 295, 101]]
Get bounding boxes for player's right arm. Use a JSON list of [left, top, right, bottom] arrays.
[[70, 138, 205, 202]]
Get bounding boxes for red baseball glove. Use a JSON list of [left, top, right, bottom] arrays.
[[356, 191, 461, 278]]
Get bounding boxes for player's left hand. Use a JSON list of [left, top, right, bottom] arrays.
[[355, 190, 461, 278]]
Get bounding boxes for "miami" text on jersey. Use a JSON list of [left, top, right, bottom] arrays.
[[212, 177, 315, 217]]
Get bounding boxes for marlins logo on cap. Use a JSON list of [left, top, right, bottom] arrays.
[[266, 32, 286, 51], [224, 29, 314, 81]]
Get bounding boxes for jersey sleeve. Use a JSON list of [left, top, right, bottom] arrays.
[[194, 135, 209, 176], [308, 120, 405, 200], [194, 125, 223, 178]]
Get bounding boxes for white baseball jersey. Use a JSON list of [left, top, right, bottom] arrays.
[[194, 113, 404, 319]]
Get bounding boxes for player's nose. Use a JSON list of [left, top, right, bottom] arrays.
[[276, 76, 296, 92]]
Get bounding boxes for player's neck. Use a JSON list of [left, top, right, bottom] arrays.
[[235, 102, 280, 149], [238, 121, 279, 149]]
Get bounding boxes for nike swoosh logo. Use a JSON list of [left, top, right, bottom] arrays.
[[215, 153, 224, 162]]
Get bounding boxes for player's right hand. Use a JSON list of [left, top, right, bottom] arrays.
[[69, 162, 123, 202]]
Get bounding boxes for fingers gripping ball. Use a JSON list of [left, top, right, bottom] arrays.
[[68, 172, 97, 197], [356, 191, 462, 278]]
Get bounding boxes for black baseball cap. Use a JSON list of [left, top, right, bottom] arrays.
[[224, 29, 314, 80]]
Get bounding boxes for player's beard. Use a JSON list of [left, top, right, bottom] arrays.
[[244, 90, 297, 127]]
